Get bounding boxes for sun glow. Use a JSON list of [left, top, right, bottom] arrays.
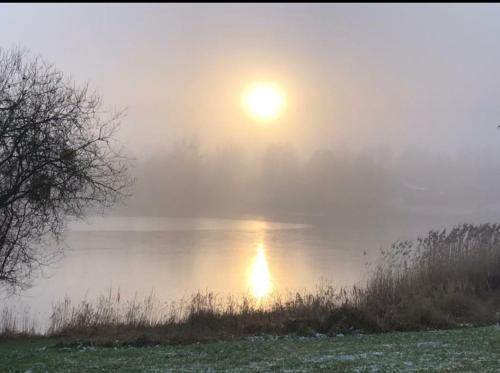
[[243, 83, 285, 122], [249, 242, 272, 300]]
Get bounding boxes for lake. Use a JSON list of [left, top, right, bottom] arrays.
[[3, 215, 438, 328]]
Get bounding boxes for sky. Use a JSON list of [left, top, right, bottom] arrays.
[[2, 3, 500, 161]]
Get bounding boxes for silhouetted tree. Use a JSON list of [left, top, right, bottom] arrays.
[[0, 47, 131, 289]]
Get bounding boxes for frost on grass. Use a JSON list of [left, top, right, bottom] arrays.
[[3, 326, 500, 372], [336, 354, 356, 361]]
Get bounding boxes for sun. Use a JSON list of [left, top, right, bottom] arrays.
[[243, 83, 285, 122]]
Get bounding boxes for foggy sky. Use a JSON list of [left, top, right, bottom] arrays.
[[2, 4, 500, 158]]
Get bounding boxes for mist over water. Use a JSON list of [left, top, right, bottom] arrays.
[[120, 140, 500, 231]]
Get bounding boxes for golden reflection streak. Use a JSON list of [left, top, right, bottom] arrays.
[[249, 242, 272, 300]]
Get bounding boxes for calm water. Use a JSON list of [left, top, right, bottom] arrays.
[[4, 215, 417, 326]]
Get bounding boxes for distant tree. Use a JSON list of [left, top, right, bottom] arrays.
[[0, 47, 131, 289], [260, 143, 301, 214]]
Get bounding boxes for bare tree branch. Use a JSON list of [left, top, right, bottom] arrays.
[[0, 47, 132, 290]]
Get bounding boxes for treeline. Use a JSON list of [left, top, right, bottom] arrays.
[[122, 140, 500, 224]]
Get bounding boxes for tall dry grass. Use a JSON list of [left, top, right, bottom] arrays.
[[359, 223, 500, 330], [47, 287, 355, 345], [0, 306, 36, 337]]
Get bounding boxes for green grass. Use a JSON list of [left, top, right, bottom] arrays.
[[2, 325, 500, 372]]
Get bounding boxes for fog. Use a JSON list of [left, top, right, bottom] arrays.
[[2, 3, 500, 229], [119, 139, 500, 237]]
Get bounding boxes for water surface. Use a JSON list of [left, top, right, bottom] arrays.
[[5, 216, 386, 325]]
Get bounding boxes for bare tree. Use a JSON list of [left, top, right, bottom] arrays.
[[0, 47, 131, 290]]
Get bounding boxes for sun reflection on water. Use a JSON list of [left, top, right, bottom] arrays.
[[249, 242, 272, 300]]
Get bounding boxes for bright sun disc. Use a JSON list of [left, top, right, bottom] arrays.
[[244, 83, 285, 121]]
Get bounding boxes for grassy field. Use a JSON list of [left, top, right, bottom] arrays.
[[2, 325, 500, 372]]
